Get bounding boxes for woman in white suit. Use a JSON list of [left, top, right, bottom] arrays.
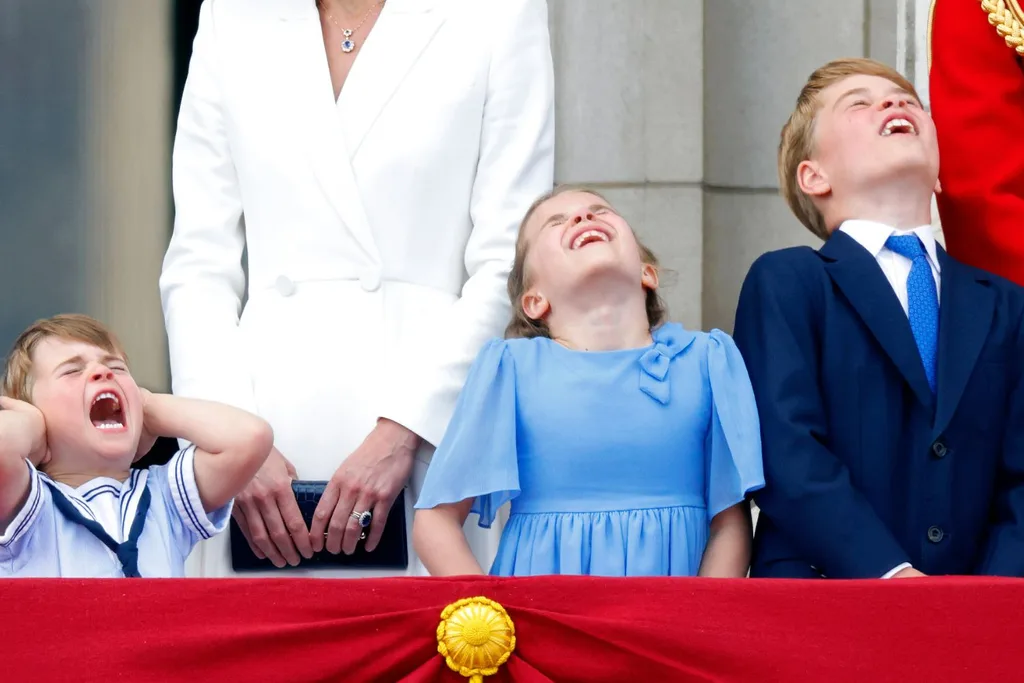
[[161, 0, 555, 577]]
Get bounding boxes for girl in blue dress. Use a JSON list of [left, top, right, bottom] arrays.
[[413, 186, 764, 577]]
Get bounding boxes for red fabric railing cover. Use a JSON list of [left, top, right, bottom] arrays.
[[3, 576, 1020, 682]]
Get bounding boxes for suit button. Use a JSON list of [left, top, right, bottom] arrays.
[[931, 440, 947, 458], [274, 275, 296, 297], [927, 526, 944, 543], [360, 270, 381, 292]]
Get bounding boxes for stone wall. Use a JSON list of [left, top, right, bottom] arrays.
[[548, 0, 929, 333], [2, 0, 934, 391]]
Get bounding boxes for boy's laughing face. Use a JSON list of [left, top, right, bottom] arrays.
[[28, 337, 144, 471], [798, 74, 939, 202]]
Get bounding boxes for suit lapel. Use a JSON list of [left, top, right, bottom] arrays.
[[338, 0, 447, 158], [273, 1, 447, 263], [932, 250, 996, 437], [821, 231, 935, 409]]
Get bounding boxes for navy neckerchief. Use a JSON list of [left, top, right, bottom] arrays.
[[43, 479, 151, 578]]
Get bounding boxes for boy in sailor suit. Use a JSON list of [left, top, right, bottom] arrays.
[[0, 314, 272, 577]]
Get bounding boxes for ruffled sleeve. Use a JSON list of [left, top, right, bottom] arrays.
[[705, 329, 765, 518], [415, 338, 520, 528]]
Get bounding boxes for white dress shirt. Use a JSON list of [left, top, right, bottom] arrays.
[[838, 220, 942, 579], [839, 220, 942, 314]]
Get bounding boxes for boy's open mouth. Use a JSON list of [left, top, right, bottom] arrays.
[[880, 117, 916, 136], [90, 391, 126, 431]]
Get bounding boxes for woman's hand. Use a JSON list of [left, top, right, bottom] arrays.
[[309, 418, 418, 555], [231, 446, 313, 567]]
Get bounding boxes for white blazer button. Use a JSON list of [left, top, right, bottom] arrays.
[[274, 275, 296, 297], [360, 270, 382, 292]]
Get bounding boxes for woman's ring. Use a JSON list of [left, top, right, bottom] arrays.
[[351, 510, 372, 528]]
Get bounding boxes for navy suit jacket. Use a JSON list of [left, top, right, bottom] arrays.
[[733, 230, 1024, 578]]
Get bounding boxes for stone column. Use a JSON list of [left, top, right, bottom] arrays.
[[548, 0, 705, 329], [910, 0, 946, 244], [702, 1, 904, 332], [0, 3, 92, 347], [86, 0, 172, 391]]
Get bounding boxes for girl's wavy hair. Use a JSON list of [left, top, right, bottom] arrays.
[[505, 185, 668, 339]]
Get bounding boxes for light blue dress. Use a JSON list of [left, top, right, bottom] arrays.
[[416, 322, 765, 577]]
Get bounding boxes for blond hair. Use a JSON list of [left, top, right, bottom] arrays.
[[2, 314, 128, 402], [505, 185, 667, 339], [779, 57, 920, 240]]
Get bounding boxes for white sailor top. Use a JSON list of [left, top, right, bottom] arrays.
[[0, 446, 230, 577]]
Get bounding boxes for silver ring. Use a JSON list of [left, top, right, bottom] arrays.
[[350, 510, 372, 528]]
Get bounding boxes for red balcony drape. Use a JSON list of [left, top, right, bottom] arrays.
[[4, 576, 1020, 682]]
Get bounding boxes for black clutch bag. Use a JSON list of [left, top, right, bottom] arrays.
[[229, 481, 409, 571]]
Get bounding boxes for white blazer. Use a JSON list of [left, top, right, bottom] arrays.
[[160, 0, 555, 577]]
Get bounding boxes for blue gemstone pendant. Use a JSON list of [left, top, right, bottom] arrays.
[[341, 29, 355, 53]]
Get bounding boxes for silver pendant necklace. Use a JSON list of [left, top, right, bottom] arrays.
[[320, 0, 386, 53]]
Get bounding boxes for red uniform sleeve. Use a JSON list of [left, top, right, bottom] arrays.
[[930, 0, 1024, 285]]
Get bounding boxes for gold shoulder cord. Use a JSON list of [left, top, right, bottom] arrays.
[[930, 1, 1024, 70], [981, 0, 1024, 55]]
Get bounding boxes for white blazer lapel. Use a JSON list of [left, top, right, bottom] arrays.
[[337, 0, 448, 158], [275, 2, 381, 262]]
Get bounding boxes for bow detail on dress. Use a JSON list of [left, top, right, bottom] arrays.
[[638, 325, 696, 404]]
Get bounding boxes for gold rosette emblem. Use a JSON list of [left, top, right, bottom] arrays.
[[436, 597, 516, 682]]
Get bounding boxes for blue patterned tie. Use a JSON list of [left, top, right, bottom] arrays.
[[884, 234, 938, 392]]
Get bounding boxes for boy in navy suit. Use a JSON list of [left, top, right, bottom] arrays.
[[733, 57, 1024, 579]]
